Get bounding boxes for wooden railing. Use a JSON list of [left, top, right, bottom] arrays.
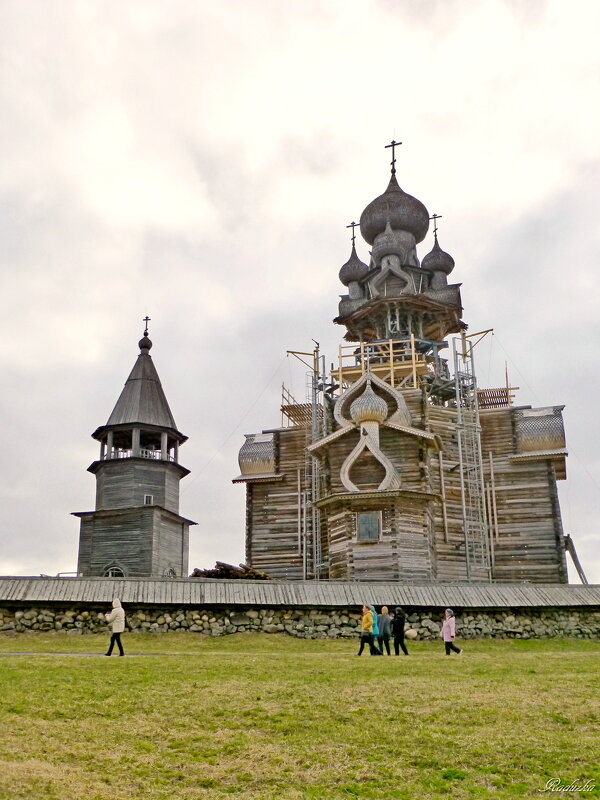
[[104, 449, 174, 462], [337, 336, 433, 389]]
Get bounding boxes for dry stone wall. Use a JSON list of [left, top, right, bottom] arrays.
[[0, 605, 598, 639]]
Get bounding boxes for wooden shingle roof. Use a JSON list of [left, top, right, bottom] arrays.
[[0, 577, 598, 608], [107, 351, 176, 430]]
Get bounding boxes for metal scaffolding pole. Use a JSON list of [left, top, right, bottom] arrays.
[[453, 334, 492, 581]]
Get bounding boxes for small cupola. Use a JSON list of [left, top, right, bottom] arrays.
[[350, 379, 389, 425], [421, 233, 455, 276], [339, 243, 369, 286]]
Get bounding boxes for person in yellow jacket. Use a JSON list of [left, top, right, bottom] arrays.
[[356, 604, 379, 655]]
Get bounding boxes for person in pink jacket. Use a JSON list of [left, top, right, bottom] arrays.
[[440, 608, 462, 656]]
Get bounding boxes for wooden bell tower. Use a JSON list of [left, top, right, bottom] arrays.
[[73, 324, 196, 577]]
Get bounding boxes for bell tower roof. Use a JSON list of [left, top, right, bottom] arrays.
[[94, 323, 185, 442]]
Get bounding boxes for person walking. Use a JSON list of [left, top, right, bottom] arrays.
[[104, 598, 126, 656], [356, 604, 378, 655], [377, 606, 392, 655], [370, 605, 383, 655], [441, 608, 462, 656], [392, 606, 409, 656]]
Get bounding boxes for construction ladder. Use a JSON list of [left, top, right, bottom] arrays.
[[302, 367, 323, 580], [453, 337, 492, 580]]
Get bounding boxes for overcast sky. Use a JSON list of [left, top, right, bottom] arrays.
[[0, 0, 598, 583]]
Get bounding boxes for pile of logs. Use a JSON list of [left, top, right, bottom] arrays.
[[190, 561, 273, 580]]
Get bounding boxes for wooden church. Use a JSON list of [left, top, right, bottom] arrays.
[[74, 326, 196, 577], [234, 146, 573, 584]]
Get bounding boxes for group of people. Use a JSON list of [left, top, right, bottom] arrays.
[[102, 598, 462, 658], [357, 605, 409, 656], [357, 605, 462, 656]]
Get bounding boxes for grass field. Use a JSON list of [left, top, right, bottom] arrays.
[[0, 633, 598, 799]]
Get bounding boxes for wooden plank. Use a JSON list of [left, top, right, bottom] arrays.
[[1, 578, 600, 608]]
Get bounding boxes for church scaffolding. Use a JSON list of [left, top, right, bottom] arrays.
[[234, 144, 575, 584]]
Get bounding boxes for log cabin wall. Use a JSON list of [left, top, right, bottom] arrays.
[[389, 498, 433, 581], [78, 508, 155, 577], [425, 404, 469, 581], [327, 510, 352, 579], [239, 393, 569, 584], [244, 428, 306, 580], [77, 507, 191, 578], [378, 428, 423, 490], [94, 460, 181, 513], [317, 411, 436, 580], [479, 406, 567, 582], [152, 512, 190, 578], [76, 516, 93, 576]]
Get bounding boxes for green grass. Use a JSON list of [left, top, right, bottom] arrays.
[[0, 634, 598, 799]]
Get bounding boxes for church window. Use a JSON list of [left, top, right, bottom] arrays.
[[103, 565, 125, 578], [356, 512, 381, 542], [144, 494, 154, 505]]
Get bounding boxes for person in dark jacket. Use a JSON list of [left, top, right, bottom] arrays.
[[377, 606, 392, 655], [392, 606, 409, 655]]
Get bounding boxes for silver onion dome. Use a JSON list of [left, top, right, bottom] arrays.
[[421, 235, 455, 275], [371, 220, 416, 266], [138, 335, 153, 351], [350, 380, 389, 425], [360, 173, 430, 246], [339, 243, 369, 286]]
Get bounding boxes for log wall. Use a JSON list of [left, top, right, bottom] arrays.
[[242, 393, 569, 583], [77, 507, 190, 578], [95, 460, 181, 514], [245, 428, 306, 580]]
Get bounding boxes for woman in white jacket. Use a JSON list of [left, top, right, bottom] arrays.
[[104, 598, 126, 656]]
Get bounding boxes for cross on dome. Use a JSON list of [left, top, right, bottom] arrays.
[[384, 139, 402, 175], [346, 221, 359, 245], [430, 213, 442, 237]]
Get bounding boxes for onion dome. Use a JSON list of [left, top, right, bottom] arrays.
[[371, 220, 416, 265], [360, 173, 429, 246], [350, 379, 388, 425], [421, 235, 455, 275], [339, 243, 369, 286], [138, 335, 153, 351]]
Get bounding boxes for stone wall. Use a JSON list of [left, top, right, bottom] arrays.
[[1, 605, 599, 639]]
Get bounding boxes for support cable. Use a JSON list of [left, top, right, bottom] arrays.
[[181, 355, 288, 494]]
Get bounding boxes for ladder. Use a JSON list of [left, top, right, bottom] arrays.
[[453, 337, 492, 580], [302, 355, 323, 580]]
